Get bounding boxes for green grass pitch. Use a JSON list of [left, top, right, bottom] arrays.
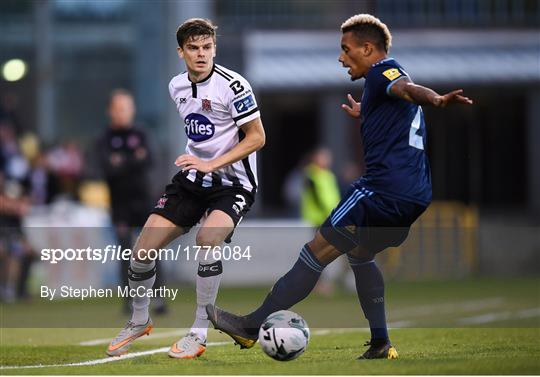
[[1, 278, 539, 375]]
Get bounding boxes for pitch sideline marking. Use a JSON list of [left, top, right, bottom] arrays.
[[77, 297, 503, 347], [0, 342, 228, 370], [4, 308, 539, 370], [79, 329, 189, 346], [390, 297, 504, 318], [79, 327, 368, 347], [457, 307, 540, 325], [1, 329, 365, 370]]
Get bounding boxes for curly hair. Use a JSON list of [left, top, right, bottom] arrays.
[[341, 14, 392, 53]]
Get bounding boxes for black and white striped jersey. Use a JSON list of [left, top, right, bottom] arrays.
[[168, 64, 261, 193]]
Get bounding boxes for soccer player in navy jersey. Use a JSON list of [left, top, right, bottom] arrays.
[[207, 14, 472, 359]]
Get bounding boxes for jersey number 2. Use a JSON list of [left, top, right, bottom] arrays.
[[409, 107, 424, 150]]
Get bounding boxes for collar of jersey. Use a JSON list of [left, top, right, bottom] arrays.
[[188, 64, 215, 85], [371, 57, 394, 67]]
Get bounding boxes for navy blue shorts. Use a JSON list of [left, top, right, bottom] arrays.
[[320, 184, 427, 257]]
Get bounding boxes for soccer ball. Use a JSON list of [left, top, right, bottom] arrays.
[[258, 310, 310, 361]]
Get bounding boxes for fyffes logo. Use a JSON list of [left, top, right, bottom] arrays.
[[184, 113, 215, 142]]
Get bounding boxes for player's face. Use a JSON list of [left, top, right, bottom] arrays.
[[109, 94, 135, 128], [178, 35, 216, 79], [339, 31, 371, 80]]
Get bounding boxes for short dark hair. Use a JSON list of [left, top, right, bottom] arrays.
[[341, 14, 392, 53], [109, 88, 132, 104], [176, 18, 217, 48]]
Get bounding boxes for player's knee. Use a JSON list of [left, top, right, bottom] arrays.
[[304, 244, 325, 267], [347, 251, 374, 267], [306, 233, 342, 266], [196, 230, 223, 248], [347, 246, 374, 263]]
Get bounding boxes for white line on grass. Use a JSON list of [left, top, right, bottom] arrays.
[[79, 329, 189, 346], [387, 320, 415, 328], [0, 342, 229, 370], [5, 307, 538, 371], [1, 329, 366, 370], [390, 297, 504, 318], [77, 298, 501, 347], [457, 307, 540, 325]]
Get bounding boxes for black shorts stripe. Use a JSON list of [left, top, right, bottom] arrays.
[[211, 172, 222, 186], [233, 107, 259, 123], [238, 130, 257, 193], [214, 66, 233, 80], [226, 173, 243, 188], [241, 158, 257, 194], [195, 171, 204, 185]]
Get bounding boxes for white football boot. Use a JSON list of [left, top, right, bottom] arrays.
[[168, 332, 207, 359]]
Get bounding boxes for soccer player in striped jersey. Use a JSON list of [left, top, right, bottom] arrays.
[[106, 18, 265, 358], [206, 14, 472, 360]]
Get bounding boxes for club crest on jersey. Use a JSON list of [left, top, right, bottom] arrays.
[[155, 196, 168, 209], [184, 113, 215, 142], [202, 99, 212, 112]]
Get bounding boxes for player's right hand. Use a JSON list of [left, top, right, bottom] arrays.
[[175, 154, 215, 173], [341, 94, 361, 118]]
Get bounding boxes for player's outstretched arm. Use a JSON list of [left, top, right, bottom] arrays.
[[390, 77, 473, 107], [341, 93, 361, 118], [175, 117, 265, 173]]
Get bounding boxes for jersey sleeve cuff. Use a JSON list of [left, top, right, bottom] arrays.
[[386, 75, 408, 96], [234, 107, 260, 126]]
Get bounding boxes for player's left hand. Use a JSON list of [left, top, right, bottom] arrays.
[[174, 154, 215, 173], [435, 89, 473, 107]]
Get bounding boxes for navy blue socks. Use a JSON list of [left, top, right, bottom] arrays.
[[242, 245, 389, 344], [246, 245, 324, 328], [349, 257, 389, 342]]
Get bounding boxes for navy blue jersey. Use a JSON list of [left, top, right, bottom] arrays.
[[358, 58, 432, 206]]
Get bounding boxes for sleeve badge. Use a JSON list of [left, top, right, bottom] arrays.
[[382, 68, 402, 81]]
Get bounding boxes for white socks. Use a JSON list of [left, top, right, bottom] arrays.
[[126, 256, 222, 341], [190, 260, 223, 340], [129, 259, 156, 325]]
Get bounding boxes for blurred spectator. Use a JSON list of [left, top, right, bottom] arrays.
[[47, 140, 84, 199], [0, 121, 34, 302], [301, 147, 340, 226], [282, 153, 309, 217], [300, 147, 344, 295], [0, 92, 24, 134], [96, 88, 165, 314], [29, 150, 59, 205], [0, 119, 29, 188]]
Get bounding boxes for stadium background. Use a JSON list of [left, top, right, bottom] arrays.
[[0, 0, 539, 293]]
